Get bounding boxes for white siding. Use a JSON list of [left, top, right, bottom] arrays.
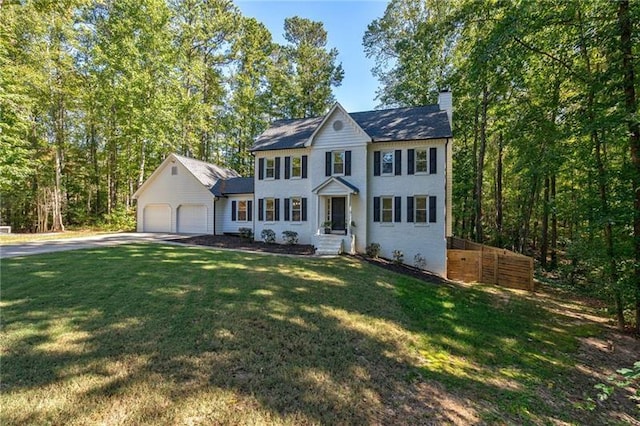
[[136, 159, 215, 234], [367, 140, 448, 276], [220, 195, 254, 234], [254, 148, 314, 244], [311, 109, 370, 149]]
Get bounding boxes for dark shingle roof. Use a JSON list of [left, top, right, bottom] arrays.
[[174, 154, 240, 187], [210, 177, 254, 196], [251, 104, 452, 152]]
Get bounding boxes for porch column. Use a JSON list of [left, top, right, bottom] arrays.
[[316, 194, 321, 234], [347, 193, 352, 235]]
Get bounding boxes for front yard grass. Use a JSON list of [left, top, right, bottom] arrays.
[[1, 244, 636, 424]]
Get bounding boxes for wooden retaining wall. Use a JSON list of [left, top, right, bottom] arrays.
[[446, 237, 534, 291]]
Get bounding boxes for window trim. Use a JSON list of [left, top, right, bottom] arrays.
[[381, 196, 393, 223], [291, 156, 302, 179], [381, 151, 394, 175], [265, 158, 275, 179], [237, 200, 248, 222], [415, 149, 428, 174], [332, 150, 345, 176], [414, 195, 428, 223], [290, 196, 302, 222], [265, 198, 275, 222]]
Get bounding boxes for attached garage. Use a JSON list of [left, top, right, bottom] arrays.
[[177, 204, 207, 234], [143, 204, 171, 232]]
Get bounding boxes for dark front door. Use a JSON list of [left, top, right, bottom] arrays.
[[331, 197, 346, 232]]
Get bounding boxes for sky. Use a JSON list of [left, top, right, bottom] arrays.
[[235, 0, 389, 112]]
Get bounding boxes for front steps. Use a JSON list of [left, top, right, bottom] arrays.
[[315, 234, 344, 256]]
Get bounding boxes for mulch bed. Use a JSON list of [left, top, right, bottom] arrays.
[[172, 235, 454, 285], [172, 234, 316, 255]]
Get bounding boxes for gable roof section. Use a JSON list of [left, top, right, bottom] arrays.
[[251, 104, 452, 152], [133, 153, 241, 199], [312, 176, 360, 195], [210, 177, 254, 196], [307, 102, 368, 146]]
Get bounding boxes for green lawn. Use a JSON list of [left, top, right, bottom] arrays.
[[0, 244, 631, 424]]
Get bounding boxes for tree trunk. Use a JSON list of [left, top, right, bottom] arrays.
[[495, 132, 503, 247], [617, 0, 640, 333], [475, 86, 488, 243], [470, 104, 479, 239], [550, 174, 558, 269], [541, 176, 550, 268]]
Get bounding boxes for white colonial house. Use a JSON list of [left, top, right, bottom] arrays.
[[134, 92, 452, 276]]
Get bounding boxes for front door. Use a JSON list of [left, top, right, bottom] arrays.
[[331, 197, 346, 232]]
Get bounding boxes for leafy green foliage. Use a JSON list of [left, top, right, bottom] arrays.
[[282, 230, 298, 245], [261, 228, 276, 244]]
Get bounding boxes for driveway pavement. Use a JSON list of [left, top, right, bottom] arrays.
[[0, 233, 187, 259]]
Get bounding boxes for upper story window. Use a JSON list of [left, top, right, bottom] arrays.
[[333, 151, 344, 175], [325, 150, 351, 177], [408, 147, 437, 175], [265, 158, 275, 179], [381, 151, 394, 175], [415, 149, 428, 173], [374, 150, 401, 176], [291, 156, 302, 178]]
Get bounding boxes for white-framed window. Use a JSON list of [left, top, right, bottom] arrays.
[[381, 196, 393, 223], [291, 156, 302, 178], [333, 151, 345, 175], [265, 198, 275, 222], [415, 196, 427, 223], [265, 158, 275, 179], [415, 149, 428, 173], [291, 197, 302, 222], [237, 200, 248, 222], [381, 151, 394, 175]]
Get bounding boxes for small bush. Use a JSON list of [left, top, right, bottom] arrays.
[[282, 230, 298, 245], [239, 227, 253, 240], [392, 249, 404, 264], [414, 253, 427, 269], [366, 243, 381, 258], [261, 229, 276, 244]]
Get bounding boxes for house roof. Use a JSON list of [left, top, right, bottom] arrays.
[[210, 177, 254, 196], [173, 154, 240, 187], [132, 153, 242, 199], [251, 104, 452, 152]]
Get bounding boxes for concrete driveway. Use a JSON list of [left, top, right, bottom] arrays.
[[0, 233, 187, 259]]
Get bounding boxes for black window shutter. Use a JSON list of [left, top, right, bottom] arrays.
[[258, 198, 264, 221], [373, 151, 381, 176], [394, 196, 402, 222], [430, 147, 437, 174], [275, 157, 281, 179], [232, 201, 237, 221], [302, 155, 308, 178], [284, 198, 290, 221], [345, 150, 351, 176], [258, 158, 264, 180], [429, 196, 437, 222], [275, 198, 280, 221], [395, 150, 402, 175], [284, 156, 290, 179], [407, 196, 414, 222], [407, 149, 415, 175], [302, 198, 307, 221], [373, 197, 380, 222], [325, 152, 331, 176], [247, 200, 253, 221]]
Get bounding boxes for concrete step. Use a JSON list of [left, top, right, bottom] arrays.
[[314, 235, 344, 255]]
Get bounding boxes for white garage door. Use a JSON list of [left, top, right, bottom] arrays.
[[177, 204, 207, 234], [143, 204, 171, 232]]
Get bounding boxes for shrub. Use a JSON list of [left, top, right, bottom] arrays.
[[414, 253, 427, 269], [99, 207, 136, 231], [392, 249, 404, 264], [366, 243, 381, 258], [282, 230, 298, 245], [239, 227, 253, 240], [261, 229, 276, 244]]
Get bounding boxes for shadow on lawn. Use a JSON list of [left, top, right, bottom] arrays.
[[0, 244, 618, 424]]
